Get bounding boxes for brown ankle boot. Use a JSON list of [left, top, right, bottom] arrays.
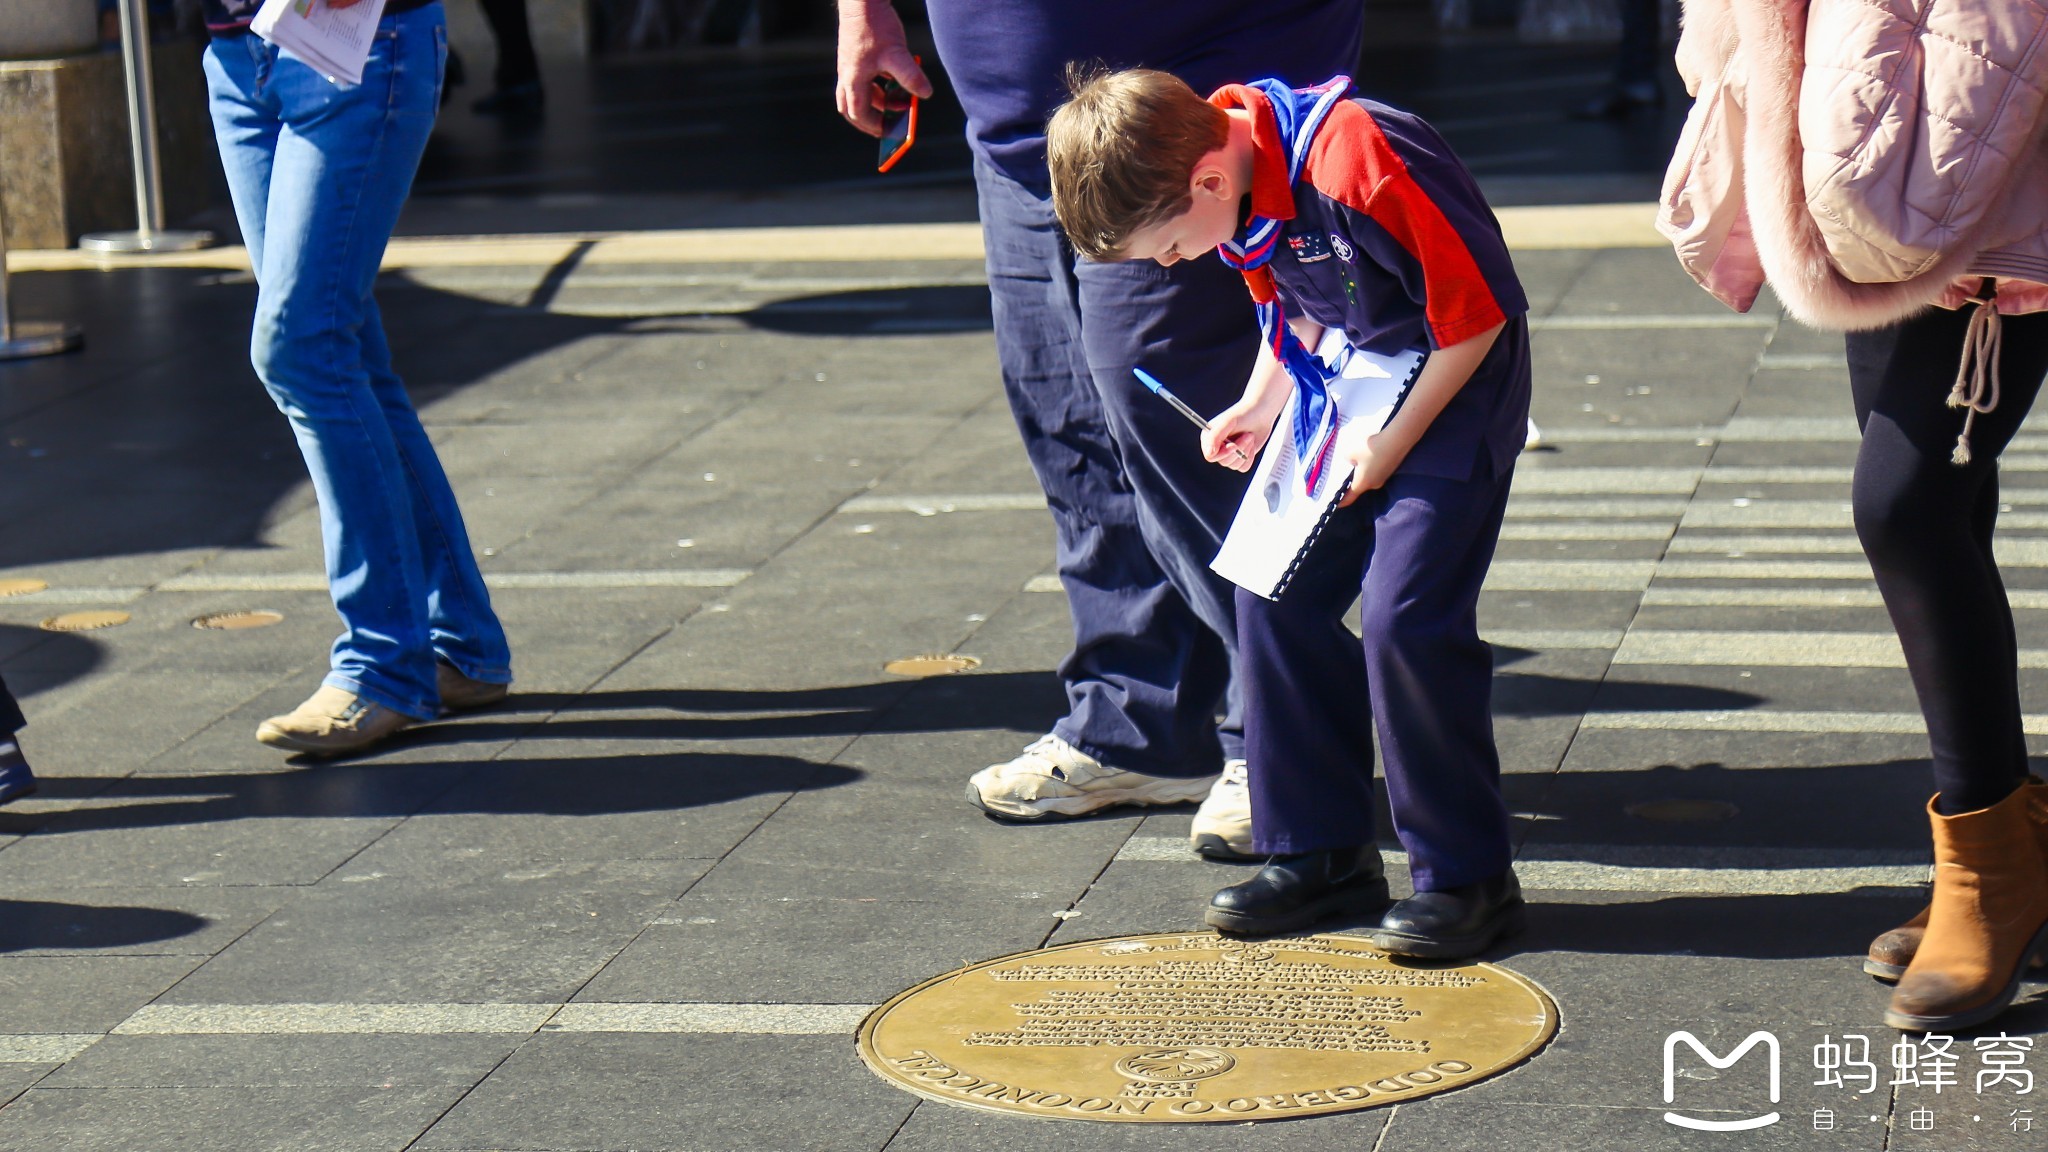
[[1865, 777, 2048, 981], [1865, 906, 1929, 980], [1885, 788, 2048, 1032]]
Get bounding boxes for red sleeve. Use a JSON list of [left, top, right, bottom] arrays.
[[1304, 102, 1510, 348]]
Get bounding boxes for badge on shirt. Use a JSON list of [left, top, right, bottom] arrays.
[[1330, 233, 1355, 263], [1285, 232, 1332, 263]]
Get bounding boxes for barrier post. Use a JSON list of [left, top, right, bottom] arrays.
[[78, 0, 215, 254], [0, 166, 85, 360]]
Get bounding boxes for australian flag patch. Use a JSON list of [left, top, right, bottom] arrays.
[[1285, 231, 1332, 263]]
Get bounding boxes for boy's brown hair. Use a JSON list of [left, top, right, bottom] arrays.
[[1047, 66, 1231, 260]]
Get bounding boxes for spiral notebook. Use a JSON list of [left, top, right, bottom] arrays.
[[1210, 334, 1426, 600]]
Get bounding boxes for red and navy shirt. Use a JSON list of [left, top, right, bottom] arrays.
[[1211, 84, 1532, 483]]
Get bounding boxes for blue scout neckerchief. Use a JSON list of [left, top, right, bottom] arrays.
[[1217, 75, 1353, 495]]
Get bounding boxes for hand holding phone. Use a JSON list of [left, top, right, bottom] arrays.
[[875, 67, 919, 172]]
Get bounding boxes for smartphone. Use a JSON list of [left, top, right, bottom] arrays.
[[876, 71, 919, 173]]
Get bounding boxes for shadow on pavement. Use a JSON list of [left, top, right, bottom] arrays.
[[0, 274, 993, 579], [0, 899, 209, 954], [743, 286, 991, 336], [0, 752, 860, 840], [0, 625, 104, 701]]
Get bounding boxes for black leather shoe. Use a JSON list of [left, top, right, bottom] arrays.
[[1371, 869, 1526, 959], [1205, 846, 1390, 935]]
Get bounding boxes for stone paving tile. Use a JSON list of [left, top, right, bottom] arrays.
[[0, 886, 285, 958], [158, 858, 707, 1006], [1548, 249, 1748, 317], [1531, 332, 1765, 428], [1481, 589, 1647, 633], [600, 517, 1053, 696], [1375, 1101, 1847, 1152], [0, 765, 466, 887], [687, 775, 1131, 902], [478, 588, 711, 696], [412, 1034, 917, 1152], [483, 482, 855, 574], [1585, 665, 1921, 721], [882, 1100, 1393, 1149], [576, 894, 1061, 1006], [0, 956, 204, 1033], [859, 403, 1048, 496], [0, 1066, 52, 1110], [43, 1034, 522, 1088], [1457, 946, 1921, 1110], [427, 418, 699, 483], [0, 671, 289, 780], [335, 742, 833, 864], [0, 1084, 473, 1152], [1519, 758, 1933, 852]]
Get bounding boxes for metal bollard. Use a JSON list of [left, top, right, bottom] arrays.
[[0, 176, 84, 360], [78, 0, 214, 254]]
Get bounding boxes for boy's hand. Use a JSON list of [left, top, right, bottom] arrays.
[[834, 1, 933, 137], [1334, 418, 1410, 507], [1201, 390, 1286, 472]]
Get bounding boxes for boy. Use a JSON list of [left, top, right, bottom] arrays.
[[1047, 68, 1531, 957]]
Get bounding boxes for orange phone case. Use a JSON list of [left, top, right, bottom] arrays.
[[878, 97, 918, 172]]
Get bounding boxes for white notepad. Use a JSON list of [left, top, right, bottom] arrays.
[[253, 0, 388, 86], [1209, 332, 1426, 600]]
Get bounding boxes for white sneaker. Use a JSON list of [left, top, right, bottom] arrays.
[[1191, 758, 1255, 860], [966, 734, 1219, 821], [1524, 417, 1545, 451]]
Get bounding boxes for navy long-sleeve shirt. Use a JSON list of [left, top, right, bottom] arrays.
[[1213, 83, 1532, 482], [924, 0, 1363, 191]]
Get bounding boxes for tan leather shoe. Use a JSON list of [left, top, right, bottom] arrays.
[[1866, 777, 2048, 980], [256, 685, 417, 757], [436, 662, 509, 713], [1885, 787, 2048, 1032]]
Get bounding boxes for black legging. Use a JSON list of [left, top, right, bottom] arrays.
[[1849, 304, 2048, 814]]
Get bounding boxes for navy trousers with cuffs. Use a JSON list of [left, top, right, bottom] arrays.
[[0, 672, 21, 736], [1238, 463, 1516, 892], [974, 157, 1257, 777]]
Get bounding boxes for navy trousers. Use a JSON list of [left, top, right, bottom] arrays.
[[1237, 464, 1515, 891], [0, 672, 22, 736], [974, 158, 1258, 776]]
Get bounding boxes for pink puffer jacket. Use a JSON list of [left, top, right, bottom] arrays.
[[1659, 0, 2048, 328]]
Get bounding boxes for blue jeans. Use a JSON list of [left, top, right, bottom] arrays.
[[205, 3, 510, 720], [975, 159, 1256, 776]]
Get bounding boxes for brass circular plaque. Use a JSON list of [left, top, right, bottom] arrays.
[[0, 578, 48, 598], [40, 610, 130, 632], [193, 610, 285, 631], [858, 932, 1557, 1123], [883, 654, 982, 677]]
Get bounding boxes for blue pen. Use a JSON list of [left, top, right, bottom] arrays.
[[1134, 367, 1251, 464]]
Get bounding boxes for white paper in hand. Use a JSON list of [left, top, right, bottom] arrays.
[[1209, 332, 1425, 600], [252, 0, 388, 86]]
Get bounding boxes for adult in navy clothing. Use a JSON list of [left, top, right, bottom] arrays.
[[833, 1, 1364, 850], [0, 674, 33, 807]]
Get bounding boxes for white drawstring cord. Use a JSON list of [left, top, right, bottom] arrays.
[[1946, 282, 2003, 467]]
